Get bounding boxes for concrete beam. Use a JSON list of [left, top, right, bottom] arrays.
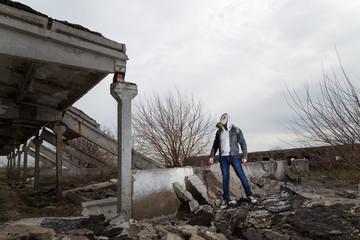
[[29, 140, 81, 169], [41, 129, 110, 167], [28, 147, 55, 168], [0, 97, 63, 121], [62, 107, 163, 169], [0, 6, 127, 73], [62, 112, 118, 155]]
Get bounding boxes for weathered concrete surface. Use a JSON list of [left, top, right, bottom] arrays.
[[28, 168, 113, 186], [111, 80, 138, 218], [132, 167, 194, 221], [62, 179, 117, 197], [0, 0, 127, 155], [186, 173, 213, 205], [173, 182, 199, 212], [62, 106, 163, 169], [81, 198, 118, 219], [80, 167, 195, 221]]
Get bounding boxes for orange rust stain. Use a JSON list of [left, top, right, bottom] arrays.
[[78, 121, 82, 135]]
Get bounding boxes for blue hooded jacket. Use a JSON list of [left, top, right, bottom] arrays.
[[209, 115, 248, 159]]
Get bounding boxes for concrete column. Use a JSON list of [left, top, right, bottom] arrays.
[[11, 150, 16, 180], [22, 146, 28, 184], [17, 149, 22, 181], [12, 150, 16, 168], [53, 123, 67, 201], [33, 136, 43, 191], [110, 80, 138, 218], [6, 155, 11, 179], [6, 156, 8, 168]]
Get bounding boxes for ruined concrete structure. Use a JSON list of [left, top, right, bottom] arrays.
[[0, 0, 139, 218], [1, 2, 359, 239], [80, 159, 309, 221]]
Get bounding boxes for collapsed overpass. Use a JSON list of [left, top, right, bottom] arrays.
[[0, 0, 139, 219]]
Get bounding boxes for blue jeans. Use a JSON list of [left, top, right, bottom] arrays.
[[220, 155, 253, 201]]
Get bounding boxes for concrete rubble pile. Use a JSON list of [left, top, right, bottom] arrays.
[[1, 164, 360, 240]]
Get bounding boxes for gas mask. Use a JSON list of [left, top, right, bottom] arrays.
[[216, 113, 228, 129]]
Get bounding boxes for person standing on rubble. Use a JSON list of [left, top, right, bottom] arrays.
[[209, 113, 257, 209]]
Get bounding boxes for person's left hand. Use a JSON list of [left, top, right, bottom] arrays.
[[242, 158, 247, 163]]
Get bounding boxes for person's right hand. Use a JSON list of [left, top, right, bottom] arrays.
[[209, 158, 214, 165]]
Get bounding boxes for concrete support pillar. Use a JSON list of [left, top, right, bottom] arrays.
[[53, 123, 66, 201], [110, 80, 138, 218], [12, 150, 16, 168], [17, 149, 22, 181], [6, 155, 11, 179], [22, 146, 28, 184], [33, 136, 43, 191], [6, 155, 9, 169], [11, 150, 16, 180]]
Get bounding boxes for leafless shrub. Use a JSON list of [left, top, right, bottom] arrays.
[[286, 53, 360, 172], [133, 89, 214, 168]]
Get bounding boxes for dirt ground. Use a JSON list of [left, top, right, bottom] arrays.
[[0, 172, 82, 225]]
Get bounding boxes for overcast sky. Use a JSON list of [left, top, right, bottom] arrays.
[[20, 0, 360, 153]]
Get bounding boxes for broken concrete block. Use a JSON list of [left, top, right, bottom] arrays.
[[178, 225, 200, 237], [81, 197, 117, 219], [29, 226, 56, 240], [189, 199, 200, 212], [186, 174, 212, 205], [291, 159, 309, 177], [174, 182, 194, 201], [155, 225, 171, 236], [174, 182, 199, 212], [202, 231, 228, 240], [110, 213, 127, 226], [285, 166, 303, 182], [202, 170, 223, 200], [138, 223, 157, 238], [189, 234, 206, 240], [62, 179, 117, 197], [166, 232, 186, 240]]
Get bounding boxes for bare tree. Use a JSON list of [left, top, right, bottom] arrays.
[[286, 54, 360, 171], [132, 90, 214, 168]]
